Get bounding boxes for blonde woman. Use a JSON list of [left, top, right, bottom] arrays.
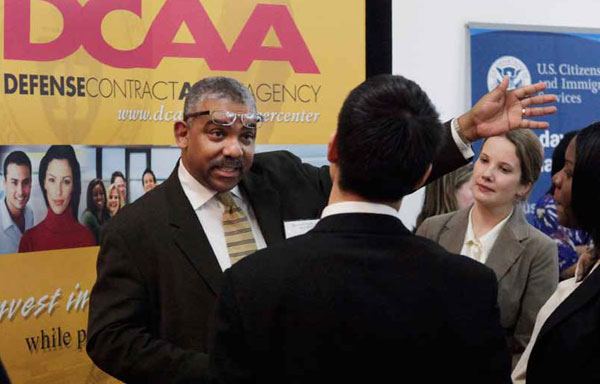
[[106, 183, 124, 217], [417, 130, 558, 366]]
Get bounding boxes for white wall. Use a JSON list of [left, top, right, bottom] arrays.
[[393, 0, 600, 229]]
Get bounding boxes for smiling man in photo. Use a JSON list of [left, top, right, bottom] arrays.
[[0, 151, 34, 254]]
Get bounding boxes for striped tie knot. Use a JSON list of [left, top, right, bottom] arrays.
[[216, 192, 235, 214]]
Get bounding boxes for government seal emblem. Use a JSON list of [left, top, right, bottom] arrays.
[[487, 56, 531, 92]]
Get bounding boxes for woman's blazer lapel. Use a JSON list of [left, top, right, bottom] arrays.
[[437, 208, 469, 254], [485, 209, 528, 282], [438, 207, 529, 282]]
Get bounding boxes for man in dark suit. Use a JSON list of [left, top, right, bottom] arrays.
[[208, 74, 511, 383], [87, 75, 555, 383]]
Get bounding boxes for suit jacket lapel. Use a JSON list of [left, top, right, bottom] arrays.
[[240, 171, 285, 246], [538, 263, 600, 339], [485, 208, 527, 281], [438, 208, 469, 254], [164, 167, 222, 295]]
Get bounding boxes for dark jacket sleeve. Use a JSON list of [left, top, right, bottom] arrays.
[[86, 224, 208, 384], [427, 120, 471, 182]]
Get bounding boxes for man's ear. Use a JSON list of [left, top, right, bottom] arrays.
[[174, 121, 189, 150], [414, 164, 433, 190], [327, 131, 339, 163]]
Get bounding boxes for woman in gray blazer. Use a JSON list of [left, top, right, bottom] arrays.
[[417, 130, 558, 366]]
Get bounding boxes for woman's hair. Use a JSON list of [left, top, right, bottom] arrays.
[[86, 178, 110, 222], [142, 169, 156, 186], [546, 130, 578, 195], [484, 130, 544, 200], [416, 164, 473, 228], [38, 145, 81, 219], [572, 122, 600, 246], [107, 183, 124, 211]]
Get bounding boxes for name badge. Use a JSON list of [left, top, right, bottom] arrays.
[[284, 219, 319, 239]]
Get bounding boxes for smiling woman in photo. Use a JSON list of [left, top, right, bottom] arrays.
[[18, 145, 95, 253], [81, 178, 110, 245], [417, 130, 558, 366], [105, 183, 123, 218], [142, 169, 157, 193]]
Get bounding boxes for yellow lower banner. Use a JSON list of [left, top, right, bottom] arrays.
[[0, 247, 119, 383]]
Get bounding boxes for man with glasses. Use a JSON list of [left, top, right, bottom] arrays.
[[87, 76, 555, 383]]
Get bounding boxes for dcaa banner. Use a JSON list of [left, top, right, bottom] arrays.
[[1, 0, 364, 145], [0, 1, 365, 382], [469, 24, 600, 216]]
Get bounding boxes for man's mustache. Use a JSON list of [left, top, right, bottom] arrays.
[[211, 157, 244, 169]]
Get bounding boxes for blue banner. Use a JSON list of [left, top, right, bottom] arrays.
[[470, 26, 600, 219]]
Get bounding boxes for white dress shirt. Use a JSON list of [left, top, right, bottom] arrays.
[[0, 197, 34, 254], [451, 118, 475, 159], [460, 207, 513, 264], [178, 160, 266, 271], [321, 201, 399, 218]]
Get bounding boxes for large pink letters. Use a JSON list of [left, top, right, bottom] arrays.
[[4, 0, 319, 73]]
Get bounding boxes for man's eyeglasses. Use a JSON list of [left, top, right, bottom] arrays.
[[184, 110, 264, 129]]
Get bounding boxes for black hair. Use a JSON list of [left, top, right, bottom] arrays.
[[3, 150, 31, 179], [142, 169, 156, 186], [38, 145, 81, 219], [110, 171, 125, 184], [86, 178, 110, 223], [572, 122, 600, 246], [547, 130, 578, 195], [336, 74, 444, 201]]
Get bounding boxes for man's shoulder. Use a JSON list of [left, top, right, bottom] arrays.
[[104, 180, 174, 233], [253, 150, 300, 162], [408, 230, 494, 279], [406, 234, 498, 302], [250, 150, 304, 173], [231, 227, 495, 289]]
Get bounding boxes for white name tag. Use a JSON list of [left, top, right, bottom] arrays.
[[284, 219, 319, 239]]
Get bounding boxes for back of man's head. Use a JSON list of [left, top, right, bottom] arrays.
[[3, 151, 31, 180], [184, 77, 256, 117], [336, 74, 444, 201]]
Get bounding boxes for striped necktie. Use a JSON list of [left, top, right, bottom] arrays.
[[216, 192, 257, 265]]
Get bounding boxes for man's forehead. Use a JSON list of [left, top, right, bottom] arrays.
[[6, 163, 31, 177]]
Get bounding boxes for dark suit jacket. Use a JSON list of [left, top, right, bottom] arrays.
[[208, 213, 511, 383], [417, 207, 558, 364], [526, 264, 600, 383], [87, 122, 467, 383]]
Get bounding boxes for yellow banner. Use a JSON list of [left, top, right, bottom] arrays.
[[0, 247, 118, 383], [0, 0, 365, 146], [0, 1, 365, 382]]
